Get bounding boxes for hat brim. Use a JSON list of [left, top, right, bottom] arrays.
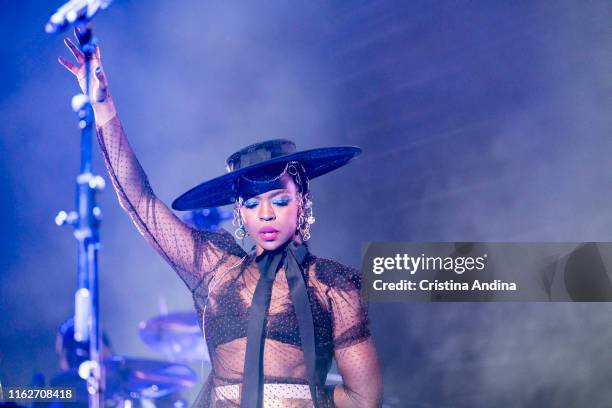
[[171, 146, 361, 210]]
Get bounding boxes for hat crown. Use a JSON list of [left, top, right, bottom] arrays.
[[226, 139, 296, 172]]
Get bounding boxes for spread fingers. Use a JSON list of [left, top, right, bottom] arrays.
[[64, 37, 84, 64], [58, 55, 79, 76]]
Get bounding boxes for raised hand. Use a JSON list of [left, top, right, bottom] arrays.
[[58, 28, 116, 125]]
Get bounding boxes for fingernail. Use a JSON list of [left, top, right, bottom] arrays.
[[95, 66, 101, 73]]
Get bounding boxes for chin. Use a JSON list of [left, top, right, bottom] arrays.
[[259, 240, 283, 251], [257, 236, 292, 251]]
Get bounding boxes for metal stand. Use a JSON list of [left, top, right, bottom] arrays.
[[55, 23, 106, 408]]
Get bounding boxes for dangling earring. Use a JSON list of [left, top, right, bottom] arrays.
[[233, 199, 248, 239], [297, 192, 315, 241], [287, 161, 314, 241]]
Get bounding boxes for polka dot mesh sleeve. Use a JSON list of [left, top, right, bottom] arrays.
[[95, 116, 245, 291], [321, 262, 383, 407]]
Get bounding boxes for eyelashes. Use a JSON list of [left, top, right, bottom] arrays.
[[243, 199, 259, 209], [273, 198, 291, 207], [243, 197, 292, 209]]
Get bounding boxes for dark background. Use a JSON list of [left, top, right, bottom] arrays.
[[1, 1, 612, 406]]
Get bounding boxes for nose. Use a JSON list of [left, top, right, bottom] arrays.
[[258, 201, 276, 221]]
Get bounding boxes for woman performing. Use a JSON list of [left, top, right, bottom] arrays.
[[58, 32, 383, 407]]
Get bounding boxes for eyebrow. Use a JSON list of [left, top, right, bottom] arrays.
[[255, 189, 289, 200], [270, 190, 290, 198]]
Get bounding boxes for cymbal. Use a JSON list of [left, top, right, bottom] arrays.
[[139, 311, 209, 363], [50, 356, 198, 401], [106, 356, 198, 399]]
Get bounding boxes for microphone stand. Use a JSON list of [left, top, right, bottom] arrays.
[[54, 23, 106, 408]]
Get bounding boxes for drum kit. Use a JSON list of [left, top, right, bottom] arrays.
[[48, 311, 207, 407], [49, 310, 344, 407]]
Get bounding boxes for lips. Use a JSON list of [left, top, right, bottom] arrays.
[[258, 226, 279, 241]]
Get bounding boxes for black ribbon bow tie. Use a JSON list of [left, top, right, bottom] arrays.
[[241, 241, 318, 407]]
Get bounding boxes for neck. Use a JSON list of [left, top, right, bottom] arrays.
[[255, 235, 303, 256]]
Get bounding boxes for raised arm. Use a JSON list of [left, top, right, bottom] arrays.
[[58, 31, 244, 291], [320, 261, 383, 407]]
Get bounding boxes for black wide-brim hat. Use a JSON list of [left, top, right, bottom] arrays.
[[171, 139, 361, 210]]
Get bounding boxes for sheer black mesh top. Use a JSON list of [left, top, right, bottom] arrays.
[[96, 117, 374, 407]]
